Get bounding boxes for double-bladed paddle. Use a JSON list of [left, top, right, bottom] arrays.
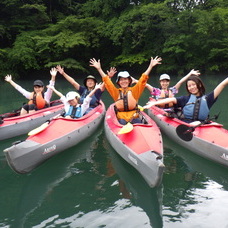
[[118, 105, 144, 135], [176, 114, 220, 141], [28, 114, 61, 136]]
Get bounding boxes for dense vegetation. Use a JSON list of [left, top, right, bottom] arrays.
[[0, 0, 227, 78]]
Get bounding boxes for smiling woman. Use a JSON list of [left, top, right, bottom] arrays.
[[144, 75, 228, 123], [89, 56, 162, 125], [4, 68, 57, 115]]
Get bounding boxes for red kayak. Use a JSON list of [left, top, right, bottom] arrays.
[[4, 102, 106, 173], [147, 98, 228, 167], [0, 100, 64, 140], [104, 104, 164, 188]]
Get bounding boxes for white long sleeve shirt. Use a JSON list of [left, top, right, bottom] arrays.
[[15, 80, 55, 104]]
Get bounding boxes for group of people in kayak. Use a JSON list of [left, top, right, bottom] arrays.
[[4, 56, 228, 123]]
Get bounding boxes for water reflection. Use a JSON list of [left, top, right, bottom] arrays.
[[0, 128, 104, 227], [162, 134, 228, 225], [104, 137, 163, 228]]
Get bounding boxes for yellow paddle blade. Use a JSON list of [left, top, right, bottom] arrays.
[[118, 122, 134, 134], [28, 122, 49, 136], [138, 105, 144, 112]]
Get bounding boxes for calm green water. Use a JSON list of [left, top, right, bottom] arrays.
[[0, 74, 228, 228]]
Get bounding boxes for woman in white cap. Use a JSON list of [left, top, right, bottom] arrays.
[[47, 83, 102, 119], [5, 68, 57, 115], [56, 65, 116, 110], [144, 69, 200, 109], [89, 56, 162, 125]]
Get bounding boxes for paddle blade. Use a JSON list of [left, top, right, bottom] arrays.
[[138, 105, 144, 112], [176, 124, 193, 141], [118, 122, 134, 134], [28, 122, 49, 136]]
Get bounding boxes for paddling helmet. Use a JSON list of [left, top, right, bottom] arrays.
[[66, 91, 81, 101], [33, 80, 44, 87], [116, 71, 132, 86], [159, 74, 170, 81], [83, 75, 97, 87]]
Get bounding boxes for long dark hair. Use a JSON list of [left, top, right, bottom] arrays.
[[186, 76, 206, 96]]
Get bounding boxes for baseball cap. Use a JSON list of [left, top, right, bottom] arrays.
[[159, 74, 170, 81], [116, 71, 132, 84], [33, 80, 44, 87], [66, 91, 80, 101]]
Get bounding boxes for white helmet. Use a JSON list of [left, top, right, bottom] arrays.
[[66, 91, 80, 101]]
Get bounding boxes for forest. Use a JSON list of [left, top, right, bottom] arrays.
[[0, 0, 227, 78]]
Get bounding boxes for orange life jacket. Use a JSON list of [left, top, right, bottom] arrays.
[[28, 92, 46, 109], [115, 89, 137, 112], [157, 89, 174, 108]]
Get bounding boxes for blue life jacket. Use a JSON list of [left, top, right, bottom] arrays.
[[80, 89, 99, 108], [183, 95, 209, 121], [64, 105, 82, 118]]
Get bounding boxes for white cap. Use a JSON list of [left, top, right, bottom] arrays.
[[116, 71, 131, 83], [118, 71, 130, 77], [66, 91, 80, 101], [159, 74, 170, 81]]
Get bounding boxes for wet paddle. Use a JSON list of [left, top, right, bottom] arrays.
[[118, 106, 144, 135], [176, 114, 220, 141], [118, 121, 134, 134], [28, 114, 61, 136]]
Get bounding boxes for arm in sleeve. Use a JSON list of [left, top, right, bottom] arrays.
[[102, 76, 119, 101], [15, 85, 31, 99], [44, 80, 56, 104], [132, 74, 149, 100], [81, 96, 92, 115]]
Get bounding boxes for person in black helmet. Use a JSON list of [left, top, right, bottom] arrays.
[[56, 65, 116, 110], [5, 68, 57, 115]]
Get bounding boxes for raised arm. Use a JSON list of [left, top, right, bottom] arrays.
[[89, 58, 107, 78], [144, 56, 162, 76], [174, 69, 200, 90], [56, 65, 80, 90], [50, 67, 57, 82], [132, 76, 154, 93], [5, 75, 20, 88], [143, 97, 177, 109], [213, 77, 228, 99], [107, 67, 117, 78], [47, 85, 64, 98], [87, 83, 103, 97], [45, 67, 58, 103]]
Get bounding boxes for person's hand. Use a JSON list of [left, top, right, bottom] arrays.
[[89, 58, 101, 70], [94, 82, 103, 90], [50, 67, 57, 77], [131, 77, 138, 84], [5, 74, 12, 82], [107, 67, 117, 78], [65, 115, 73, 119], [56, 65, 64, 75], [150, 56, 162, 67], [143, 101, 156, 109], [189, 69, 200, 77]]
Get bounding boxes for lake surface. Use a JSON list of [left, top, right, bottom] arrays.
[[0, 74, 228, 228]]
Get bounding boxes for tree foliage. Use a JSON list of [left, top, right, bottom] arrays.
[[0, 0, 227, 77]]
